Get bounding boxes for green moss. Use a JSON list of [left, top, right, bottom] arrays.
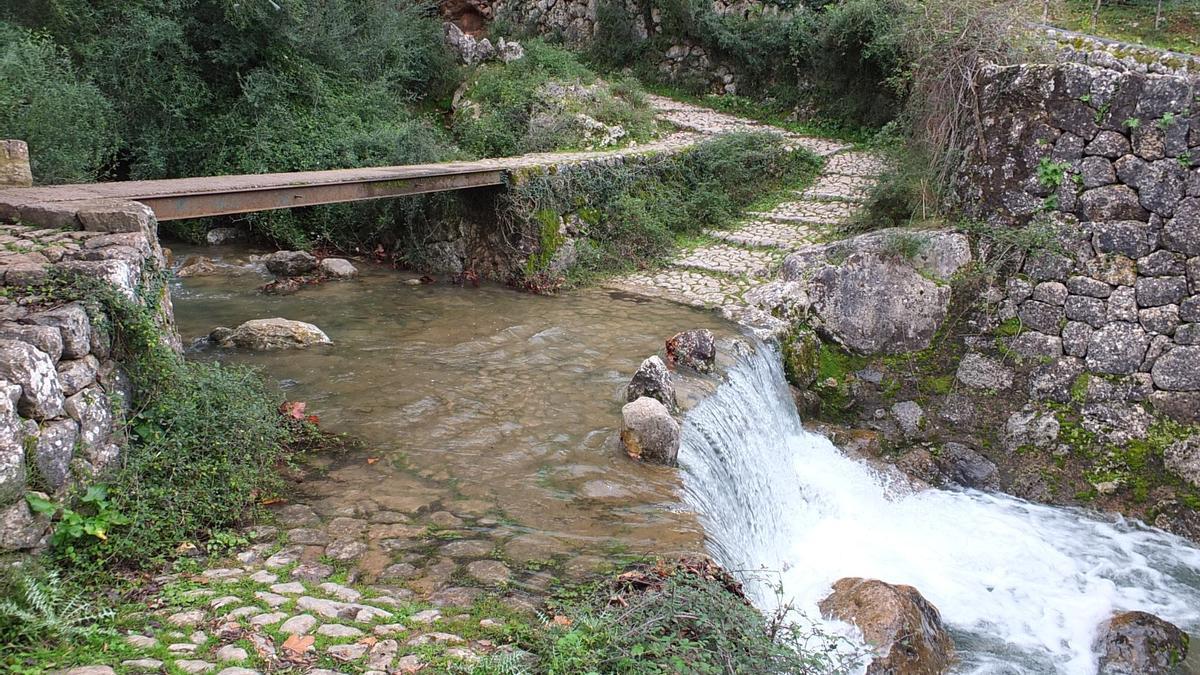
[[523, 208, 565, 277], [1070, 373, 1090, 405], [781, 327, 821, 388], [919, 374, 954, 396], [994, 317, 1023, 337]]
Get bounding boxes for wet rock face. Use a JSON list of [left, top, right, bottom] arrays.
[[219, 319, 332, 351], [818, 577, 956, 674], [262, 250, 317, 277], [666, 329, 716, 373], [626, 355, 676, 410], [1094, 611, 1190, 674], [620, 397, 680, 466]]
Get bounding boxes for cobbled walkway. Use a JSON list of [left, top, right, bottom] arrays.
[[608, 98, 889, 312]]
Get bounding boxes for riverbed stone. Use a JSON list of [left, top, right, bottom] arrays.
[[1094, 611, 1190, 674], [665, 329, 716, 372], [625, 355, 676, 410], [319, 258, 358, 278], [818, 577, 955, 674], [221, 318, 331, 351], [620, 397, 680, 465], [263, 250, 317, 276]]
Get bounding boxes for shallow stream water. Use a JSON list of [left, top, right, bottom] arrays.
[[172, 244, 1200, 674], [171, 244, 734, 578]]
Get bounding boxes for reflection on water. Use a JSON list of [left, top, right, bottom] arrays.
[[171, 245, 736, 572]]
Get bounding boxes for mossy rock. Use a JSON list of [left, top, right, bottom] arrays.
[[781, 327, 821, 388]]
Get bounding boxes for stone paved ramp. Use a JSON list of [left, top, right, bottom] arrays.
[[606, 123, 888, 312]]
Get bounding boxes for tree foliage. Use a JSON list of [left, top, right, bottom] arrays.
[[1, 0, 456, 183]]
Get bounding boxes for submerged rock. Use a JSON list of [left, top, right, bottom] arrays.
[[666, 329, 716, 373], [219, 318, 331, 351], [819, 577, 956, 674], [620, 397, 680, 465], [263, 250, 318, 277], [176, 255, 219, 277], [319, 258, 358, 279], [1094, 610, 1189, 674], [626, 355, 676, 410]]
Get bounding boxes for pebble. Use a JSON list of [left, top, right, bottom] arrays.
[[209, 596, 241, 610], [290, 561, 334, 581], [215, 669, 259, 675], [125, 634, 157, 649], [121, 660, 162, 671], [176, 660, 215, 673], [249, 611, 287, 626], [264, 545, 304, 568], [224, 607, 258, 620], [327, 643, 368, 661], [270, 581, 306, 595], [367, 639, 399, 669], [396, 655, 426, 672], [317, 624, 364, 638], [409, 609, 441, 624], [254, 591, 288, 607], [374, 623, 407, 635], [168, 609, 206, 627], [214, 645, 249, 662], [168, 643, 198, 653], [248, 570, 278, 584], [407, 632, 465, 646], [319, 582, 362, 602], [190, 630, 207, 644], [280, 614, 318, 635]]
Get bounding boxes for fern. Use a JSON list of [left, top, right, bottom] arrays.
[[0, 569, 113, 646]]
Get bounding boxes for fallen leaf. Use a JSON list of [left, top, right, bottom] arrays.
[[552, 615, 572, 627], [366, 457, 380, 465], [280, 401, 307, 420], [282, 633, 314, 656]]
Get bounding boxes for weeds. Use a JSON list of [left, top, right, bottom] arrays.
[[0, 567, 113, 647]]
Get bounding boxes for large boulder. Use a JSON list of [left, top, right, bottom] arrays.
[[666, 329, 716, 373], [620, 397, 680, 466], [220, 319, 332, 351], [1093, 611, 1190, 674], [262, 250, 318, 277], [626, 356, 676, 410], [771, 230, 971, 355], [319, 258, 358, 279], [818, 577, 956, 674]]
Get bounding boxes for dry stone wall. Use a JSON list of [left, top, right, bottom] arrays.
[[0, 200, 174, 553], [957, 60, 1200, 422]]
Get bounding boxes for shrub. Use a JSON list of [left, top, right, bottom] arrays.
[[453, 40, 658, 157], [0, 21, 118, 183], [32, 269, 308, 570], [504, 132, 820, 283], [534, 558, 862, 674], [0, 566, 113, 647]]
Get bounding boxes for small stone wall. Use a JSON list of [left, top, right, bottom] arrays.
[[1045, 27, 1200, 77], [957, 60, 1200, 422], [0, 200, 174, 553]]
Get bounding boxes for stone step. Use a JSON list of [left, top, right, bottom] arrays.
[[673, 243, 780, 277], [749, 199, 860, 225], [707, 221, 823, 250], [824, 151, 890, 177], [800, 174, 877, 202], [605, 268, 748, 309]]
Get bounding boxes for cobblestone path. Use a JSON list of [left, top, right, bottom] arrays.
[[607, 99, 889, 313]]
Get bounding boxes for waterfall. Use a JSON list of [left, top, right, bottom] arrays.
[[677, 340, 1200, 674]]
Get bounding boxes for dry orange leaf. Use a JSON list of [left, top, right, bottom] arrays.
[[282, 633, 314, 655], [366, 457, 380, 465], [552, 615, 573, 627]]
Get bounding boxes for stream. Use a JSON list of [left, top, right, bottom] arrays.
[[172, 245, 1200, 674]]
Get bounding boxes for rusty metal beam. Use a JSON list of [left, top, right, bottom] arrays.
[[139, 170, 505, 221]]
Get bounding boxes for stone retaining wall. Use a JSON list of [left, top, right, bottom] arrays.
[[957, 60, 1200, 421], [1045, 27, 1200, 78], [0, 200, 175, 553]]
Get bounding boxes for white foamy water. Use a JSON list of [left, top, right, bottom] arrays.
[[678, 341, 1200, 674]]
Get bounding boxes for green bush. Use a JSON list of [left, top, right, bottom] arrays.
[[584, 0, 906, 128], [505, 132, 820, 283], [534, 559, 861, 674], [454, 40, 658, 157], [0, 21, 118, 183], [32, 270, 305, 570], [4, 0, 456, 181]]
